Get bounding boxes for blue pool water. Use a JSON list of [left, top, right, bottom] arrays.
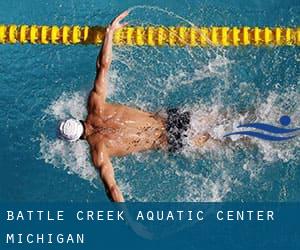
[[0, 0, 299, 202]]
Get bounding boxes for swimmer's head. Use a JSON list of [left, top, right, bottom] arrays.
[[57, 118, 84, 142]]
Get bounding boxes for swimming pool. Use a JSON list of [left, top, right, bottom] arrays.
[[0, 0, 299, 202]]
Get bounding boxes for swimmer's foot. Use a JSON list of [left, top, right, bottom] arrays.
[[193, 133, 210, 147]]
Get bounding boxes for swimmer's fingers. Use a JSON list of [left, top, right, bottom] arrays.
[[119, 22, 129, 29], [114, 10, 130, 23], [110, 10, 130, 30]]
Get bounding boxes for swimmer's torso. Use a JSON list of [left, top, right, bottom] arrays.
[[85, 92, 167, 156]]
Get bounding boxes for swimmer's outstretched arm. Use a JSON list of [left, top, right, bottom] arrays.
[[92, 143, 125, 202], [93, 11, 129, 101]]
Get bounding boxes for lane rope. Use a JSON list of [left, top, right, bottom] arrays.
[[0, 25, 299, 46]]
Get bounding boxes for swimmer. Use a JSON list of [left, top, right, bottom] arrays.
[[58, 11, 211, 202]]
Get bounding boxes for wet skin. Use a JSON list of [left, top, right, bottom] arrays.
[[84, 95, 168, 157], [80, 11, 209, 202], [79, 11, 163, 203]]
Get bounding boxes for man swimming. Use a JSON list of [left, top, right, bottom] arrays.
[[58, 11, 210, 202]]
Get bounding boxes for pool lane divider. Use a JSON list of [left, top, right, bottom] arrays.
[[0, 25, 299, 46]]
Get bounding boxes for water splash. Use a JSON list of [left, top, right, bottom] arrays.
[[39, 134, 98, 185], [39, 89, 300, 202], [37, 6, 299, 202]]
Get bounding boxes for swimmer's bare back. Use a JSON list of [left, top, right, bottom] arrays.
[[86, 102, 168, 156], [80, 11, 168, 202]]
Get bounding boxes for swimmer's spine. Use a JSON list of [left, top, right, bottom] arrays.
[[0, 25, 299, 46]]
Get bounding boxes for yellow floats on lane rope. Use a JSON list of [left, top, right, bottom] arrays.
[[0, 24, 299, 46]]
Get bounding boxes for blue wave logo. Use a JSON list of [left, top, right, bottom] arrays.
[[224, 116, 300, 141]]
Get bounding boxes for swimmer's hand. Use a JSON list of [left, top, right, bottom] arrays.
[[94, 11, 129, 101], [107, 10, 129, 33]]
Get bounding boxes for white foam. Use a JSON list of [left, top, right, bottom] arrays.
[[45, 92, 87, 120], [39, 134, 97, 184], [37, 7, 299, 202], [175, 164, 233, 202], [39, 92, 98, 185], [253, 90, 300, 162], [38, 72, 300, 203], [181, 89, 300, 163]]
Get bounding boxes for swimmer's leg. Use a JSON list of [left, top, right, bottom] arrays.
[[192, 133, 254, 148], [192, 132, 211, 147], [191, 107, 259, 148], [189, 114, 217, 147]]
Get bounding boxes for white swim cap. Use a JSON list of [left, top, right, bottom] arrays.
[[58, 118, 84, 142]]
